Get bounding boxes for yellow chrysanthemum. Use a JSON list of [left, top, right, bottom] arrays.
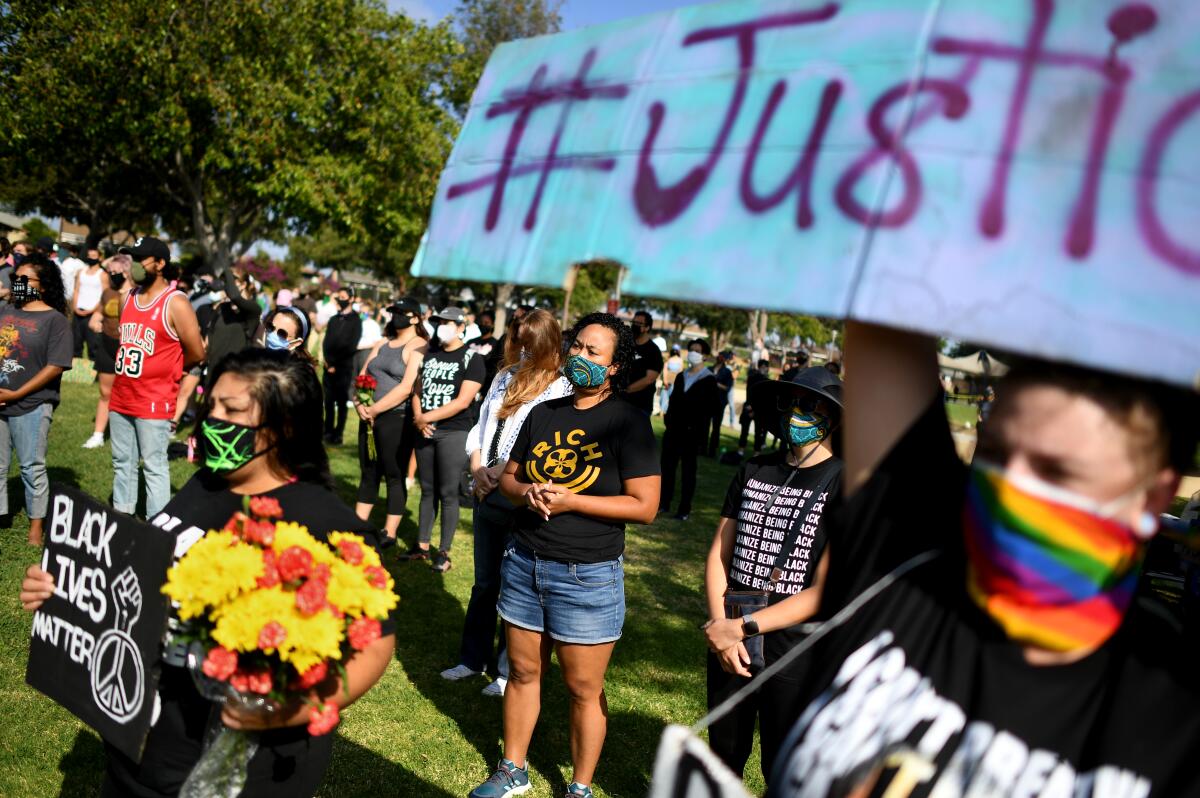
[[326, 560, 397, 620], [162, 531, 263, 619], [272, 521, 337, 566], [210, 585, 295, 651], [328, 531, 383, 569], [276, 606, 344, 672]]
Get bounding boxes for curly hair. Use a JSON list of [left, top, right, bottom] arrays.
[[567, 311, 636, 390], [18, 253, 67, 314]]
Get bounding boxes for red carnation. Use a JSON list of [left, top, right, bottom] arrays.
[[312, 563, 332, 584], [364, 566, 388, 590], [230, 666, 273, 695], [307, 700, 340, 736], [336, 539, 364, 565], [277, 546, 313, 582], [257, 549, 281, 588], [354, 374, 377, 391], [257, 621, 287, 650], [224, 512, 249, 534], [292, 661, 329, 690], [242, 518, 276, 547], [347, 617, 382, 651], [295, 578, 328, 616], [202, 646, 238, 681], [248, 496, 283, 519]]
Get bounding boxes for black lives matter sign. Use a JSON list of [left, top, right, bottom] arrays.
[[26, 485, 174, 761]]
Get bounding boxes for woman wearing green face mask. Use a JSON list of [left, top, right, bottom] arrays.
[[701, 366, 844, 780], [475, 313, 661, 798], [20, 349, 396, 797]]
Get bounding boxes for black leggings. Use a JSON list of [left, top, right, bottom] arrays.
[[415, 427, 469, 552], [323, 364, 353, 437], [356, 408, 414, 515]]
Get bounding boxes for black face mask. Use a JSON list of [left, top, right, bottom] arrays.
[[389, 313, 413, 331], [10, 275, 41, 307], [479, 324, 494, 336], [108, 271, 126, 289], [11, 252, 26, 267], [336, 298, 351, 310], [84, 257, 100, 266]]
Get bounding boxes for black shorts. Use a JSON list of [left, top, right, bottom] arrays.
[[93, 334, 119, 375]]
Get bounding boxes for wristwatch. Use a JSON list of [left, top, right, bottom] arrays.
[[741, 615, 760, 638]]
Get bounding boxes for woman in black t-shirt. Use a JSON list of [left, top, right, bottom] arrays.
[[470, 313, 660, 798], [702, 366, 844, 781], [20, 349, 395, 798], [410, 306, 486, 572]]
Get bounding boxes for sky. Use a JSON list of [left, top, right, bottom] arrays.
[[386, 0, 700, 31]]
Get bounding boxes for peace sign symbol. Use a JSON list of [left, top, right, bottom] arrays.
[[90, 630, 144, 724], [543, 448, 578, 479]]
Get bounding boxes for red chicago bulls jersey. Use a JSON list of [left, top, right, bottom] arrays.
[[109, 286, 186, 420]]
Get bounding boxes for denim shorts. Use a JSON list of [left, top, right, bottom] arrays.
[[497, 542, 625, 645]]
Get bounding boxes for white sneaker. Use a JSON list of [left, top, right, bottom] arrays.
[[481, 677, 507, 698], [440, 663, 482, 681], [82, 432, 105, 449]]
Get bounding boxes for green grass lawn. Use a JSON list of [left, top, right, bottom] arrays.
[[0, 383, 758, 798]]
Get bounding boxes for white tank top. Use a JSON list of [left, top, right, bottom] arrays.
[[75, 267, 104, 311]]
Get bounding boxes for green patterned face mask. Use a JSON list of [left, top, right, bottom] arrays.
[[199, 418, 266, 474]]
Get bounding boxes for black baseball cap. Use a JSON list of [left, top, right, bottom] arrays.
[[119, 236, 171, 264], [388, 297, 422, 318]]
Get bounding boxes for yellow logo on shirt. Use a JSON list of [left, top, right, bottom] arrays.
[[526, 428, 602, 493]]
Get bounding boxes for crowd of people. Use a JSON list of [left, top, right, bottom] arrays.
[[7, 233, 1200, 798]]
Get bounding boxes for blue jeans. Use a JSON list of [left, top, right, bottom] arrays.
[[498, 542, 625, 645], [109, 412, 172, 517], [0, 404, 54, 518], [458, 495, 514, 676]]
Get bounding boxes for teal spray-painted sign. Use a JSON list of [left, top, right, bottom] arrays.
[[414, 0, 1200, 387]]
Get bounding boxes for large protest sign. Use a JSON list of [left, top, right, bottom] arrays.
[[27, 485, 174, 761], [649, 725, 753, 798], [414, 0, 1200, 387]]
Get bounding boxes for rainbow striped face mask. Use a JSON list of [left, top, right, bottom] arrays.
[[963, 460, 1156, 652]]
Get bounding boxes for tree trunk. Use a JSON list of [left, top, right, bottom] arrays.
[[493, 282, 515, 331]]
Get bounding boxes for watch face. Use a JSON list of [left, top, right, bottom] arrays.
[[742, 616, 760, 637]]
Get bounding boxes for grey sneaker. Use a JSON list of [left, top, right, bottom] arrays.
[[432, 550, 452, 573], [565, 784, 593, 798], [469, 759, 530, 798]]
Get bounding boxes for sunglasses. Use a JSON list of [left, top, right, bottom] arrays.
[[270, 327, 294, 340], [776, 394, 824, 414]]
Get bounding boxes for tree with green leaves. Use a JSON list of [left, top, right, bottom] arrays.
[[0, 0, 459, 276]]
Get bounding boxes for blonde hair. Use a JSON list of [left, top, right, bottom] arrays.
[[498, 309, 563, 419]]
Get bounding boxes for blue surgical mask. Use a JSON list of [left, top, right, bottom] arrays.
[[783, 409, 830, 447], [265, 331, 293, 351], [564, 353, 609, 389]]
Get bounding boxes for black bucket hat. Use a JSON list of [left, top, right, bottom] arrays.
[[749, 366, 844, 437]]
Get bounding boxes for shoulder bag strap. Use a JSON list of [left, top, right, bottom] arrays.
[[766, 465, 841, 587]]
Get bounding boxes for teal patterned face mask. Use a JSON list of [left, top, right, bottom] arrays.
[[783, 409, 830, 447], [564, 354, 609, 389]]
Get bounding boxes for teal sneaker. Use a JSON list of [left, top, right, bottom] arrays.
[[469, 759, 531, 798], [565, 783, 593, 798]]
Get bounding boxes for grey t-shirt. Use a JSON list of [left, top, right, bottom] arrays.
[[0, 306, 73, 416]]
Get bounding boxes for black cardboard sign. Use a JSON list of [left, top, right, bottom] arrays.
[[26, 485, 175, 761]]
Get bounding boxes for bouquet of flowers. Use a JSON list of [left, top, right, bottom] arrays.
[[162, 496, 398, 798], [354, 374, 378, 459]]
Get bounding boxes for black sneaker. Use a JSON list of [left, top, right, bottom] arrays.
[[403, 545, 430, 561], [379, 536, 397, 551], [432, 550, 452, 573]]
